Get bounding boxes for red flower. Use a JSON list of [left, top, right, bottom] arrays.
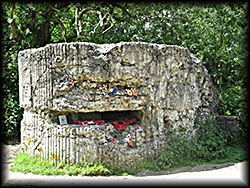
[[127, 142, 131, 148], [74, 121, 82, 125], [139, 125, 141, 127], [131, 118, 137, 123], [125, 99, 129, 103], [104, 97, 108, 100], [113, 120, 118, 125], [144, 129, 147, 132], [115, 124, 127, 130], [142, 123, 145, 126], [133, 128, 136, 131], [71, 80, 75, 84], [112, 138, 116, 143], [121, 120, 127, 125], [94, 120, 105, 125]]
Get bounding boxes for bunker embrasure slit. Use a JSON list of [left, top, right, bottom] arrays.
[[50, 110, 143, 125]]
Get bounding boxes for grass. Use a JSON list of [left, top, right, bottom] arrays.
[[178, 144, 247, 167], [206, 144, 248, 164], [10, 153, 113, 176]]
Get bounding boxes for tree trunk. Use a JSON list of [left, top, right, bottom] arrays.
[[36, 19, 51, 47]]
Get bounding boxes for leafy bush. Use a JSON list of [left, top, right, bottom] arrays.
[[1, 40, 24, 140], [143, 118, 240, 171], [192, 118, 230, 161]]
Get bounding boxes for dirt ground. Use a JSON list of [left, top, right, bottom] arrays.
[[1, 144, 248, 186]]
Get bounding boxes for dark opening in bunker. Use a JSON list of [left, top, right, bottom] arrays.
[[52, 110, 143, 125]]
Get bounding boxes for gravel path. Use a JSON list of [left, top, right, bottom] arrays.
[[1, 144, 248, 187]]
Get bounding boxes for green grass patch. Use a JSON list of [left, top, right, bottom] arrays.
[[10, 152, 138, 176], [10, 153, 114, 176]]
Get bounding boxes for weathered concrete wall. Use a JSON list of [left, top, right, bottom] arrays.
[[18, 42, 219, 169]]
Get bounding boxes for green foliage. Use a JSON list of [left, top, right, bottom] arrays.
[[141, 118, 247, 171], [1, 3, 23, 140], [11, 152, 112, 176], [1, 2, 248, 141], [192, 118, 230, 161]]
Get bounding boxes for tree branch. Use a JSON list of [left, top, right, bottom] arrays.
[[79, 7, 95, 18], [50, 18, 67, 41], [92, 12, 108, 32], [102, 16, 116, 34], [102, 23, 114, 34], [8, 2, 22, 40], [75, 4, 102, 38]]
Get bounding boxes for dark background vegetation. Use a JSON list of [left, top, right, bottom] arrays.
[[1, 2, 248, 143]]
